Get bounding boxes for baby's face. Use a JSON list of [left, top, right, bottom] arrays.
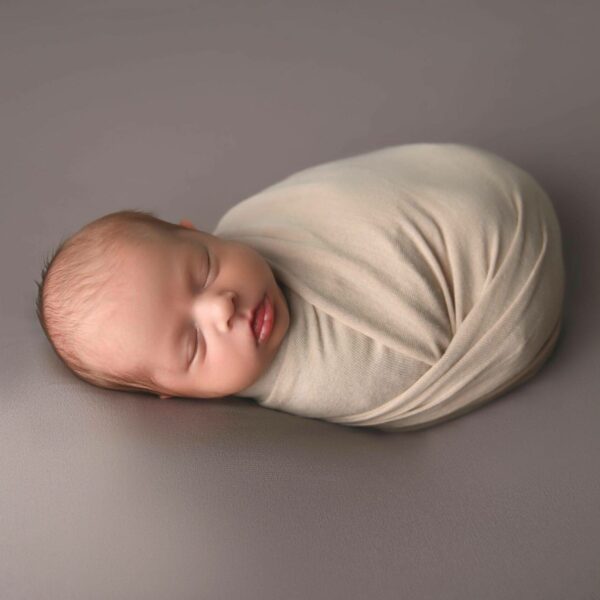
[[88, 220, 290, 399]]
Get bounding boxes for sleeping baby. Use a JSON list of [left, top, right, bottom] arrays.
[[35, 143, 566, 431]]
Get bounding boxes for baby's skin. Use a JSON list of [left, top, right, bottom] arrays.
[[87, 219, 290, 399]]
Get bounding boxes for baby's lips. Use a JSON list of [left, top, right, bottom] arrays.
[[255, 294, 275, 345], [251, 295, 266, 339]]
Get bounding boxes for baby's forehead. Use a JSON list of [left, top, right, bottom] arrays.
[[87, 229, 194, 290], [112, 229, 176, 259], [107, 231, 186, 277]]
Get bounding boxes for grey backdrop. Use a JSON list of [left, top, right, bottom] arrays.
[[1, 1, 599, 599]]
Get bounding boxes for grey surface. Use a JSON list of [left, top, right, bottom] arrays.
[[1, 1, 599, 598]]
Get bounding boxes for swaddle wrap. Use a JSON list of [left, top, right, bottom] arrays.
[[213, 143, 565, 431]]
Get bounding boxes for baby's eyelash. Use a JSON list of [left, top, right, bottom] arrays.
[[204, 250, 211, 287]]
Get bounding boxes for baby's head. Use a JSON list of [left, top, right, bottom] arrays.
[[35, 210, 290, 400]]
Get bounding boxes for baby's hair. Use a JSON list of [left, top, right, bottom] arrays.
[[35, 209, 181, 396]]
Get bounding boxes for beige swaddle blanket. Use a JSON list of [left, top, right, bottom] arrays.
[[213, 143, 565, 431]]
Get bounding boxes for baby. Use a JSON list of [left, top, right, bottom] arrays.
[[35, 210, 291, 400], [36, 143, 565, 431]]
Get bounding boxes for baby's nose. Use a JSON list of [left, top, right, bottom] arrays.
[[193, 291, 237, 332]]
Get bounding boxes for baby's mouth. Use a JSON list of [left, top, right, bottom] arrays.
[[251, 294, 274, 345]]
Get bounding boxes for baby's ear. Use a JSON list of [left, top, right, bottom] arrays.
[[159, 393, 172, 399], [179, 219, 196, 230]]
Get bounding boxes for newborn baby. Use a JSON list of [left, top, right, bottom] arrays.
[[36, 143, 565, 431]]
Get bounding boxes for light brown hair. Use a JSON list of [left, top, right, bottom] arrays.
[[35, 209, 181, 396]]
